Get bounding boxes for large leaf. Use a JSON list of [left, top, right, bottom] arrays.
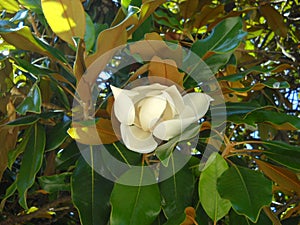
[[41, 0, 86, 46], [0, 0, 19, 13], [16, 83, 42, 115], [217, 166, 272, 222], [262, 141, 300, 171], [71, 155, 113, 225], [45, 120, 71, 151], [159, 156, 194, 219], [199, 153, 231, 222], [16, 123, 46, 209], [110, 166, 161, 225], [191, 17, 247, 58], [229, 209, 272, 225]]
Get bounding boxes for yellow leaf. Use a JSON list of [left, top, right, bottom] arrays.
[[0, 0, 19, 13], [260, 3, 288, 38], [1, 27, 48, 56], [41, 0, 86, 46], [255, 159, 300, 196], [148, 56, 185, 87], [68, 119, 119, 145]]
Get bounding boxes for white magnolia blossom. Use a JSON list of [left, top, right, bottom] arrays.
[[111, 83, 213, 153]]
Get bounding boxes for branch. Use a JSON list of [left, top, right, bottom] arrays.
[[0, 196, 72, 225]]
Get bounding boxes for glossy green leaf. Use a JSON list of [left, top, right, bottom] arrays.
[[84, 13, 96, 52], [8, 126, 32, 169], [191, 17, 247, 58], [16, 123, 46, 209], [262, 141, 300, 171], [41, 0, 86, 46], [16, 83, 42, 115], [55, 141, 80, 171], [159, 156, 194, 219], [217, 166, 272, 222], [6, 115, 39, 126], [71, 155, 114, 225], [38, 172, 71, 193], [110, 166, 161, 225], [46, 121, 71, 151], [199, 153, 231, 222]]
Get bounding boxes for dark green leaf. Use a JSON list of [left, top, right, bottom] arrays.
[[38, 172, 71, 193], [159, 156, 194, 219], [8, 126, 32, 169], [217, 166, 272, 222], [229, 209, 272, 225], [16, 123, 46, 209], [0, 181, 17, 211], [46, 120, 71, 151], [262, 141, 300, 171], [110, 166, 161, 225], [16, 83, 42, 115], [72, 156, 114, 225], [55, 141, 80, 171], [199, 153, 231, 222], [6, 115, 39, 126], [19, 0, 42, 14], [84, 13, 96, 52]]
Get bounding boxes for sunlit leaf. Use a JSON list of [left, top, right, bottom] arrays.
[[16, 123, 46, 209], [218, 166, 272, 222], [16, 83, 42, 115], [41, 0, 86, 46], [0, 0, 19, 13], [199, 153, 231, 222], [68, 118, 119, 145]]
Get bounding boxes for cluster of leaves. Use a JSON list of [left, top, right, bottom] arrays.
[[0, 0, 299, 225]]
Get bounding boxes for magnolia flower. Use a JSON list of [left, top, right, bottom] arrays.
[[111, 83, 213, 153]]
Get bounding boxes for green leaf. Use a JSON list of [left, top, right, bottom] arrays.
[[16, 123, 46, 209], [38, 172, 71, 193], [84, 13, 96, 52], [199, 153, 231, 222], [19, 0, 42, 14], [71, 155, 114, 225], [46, 120, 71, 151], [8, 126, 32, 169], [191, 17, 247, 58], [262, 141, 300, 171], [229, 209, 272, 225], [0, 181, 17, 211], [16, 83, 42, 115], [159, 156, 194, 219], [6, 115, 39, 126], [55, 141, 80, 171], [110, 166, 161, 225], [41, 0, 86, 46], [217, 166, 272, 222]]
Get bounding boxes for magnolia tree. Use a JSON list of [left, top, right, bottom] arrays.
[[0, 0, 300, 225]]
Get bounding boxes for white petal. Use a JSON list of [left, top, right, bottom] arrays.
[[111, 85, 137, 125], [162, 85, 185, 114], [182, 93, 213, 119], [131, 83, 167, 92], [139, 95, 167, 131], [153, 117, 195, 140], [120, 124, 158, 153]]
